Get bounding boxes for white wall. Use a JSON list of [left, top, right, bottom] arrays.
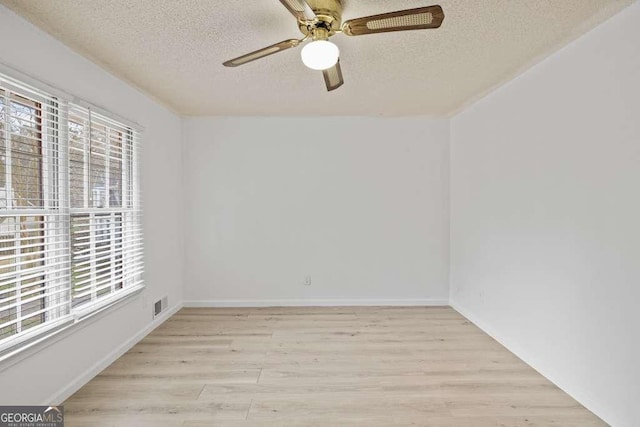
[[0, 6, 184, 404], [450, 2, 640, 426], [2, 1, 637, 423], [183, 117, 449, 305]]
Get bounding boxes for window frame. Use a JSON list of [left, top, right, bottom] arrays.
[[0, 64, 144, 362], [0, 83, 73, 356]]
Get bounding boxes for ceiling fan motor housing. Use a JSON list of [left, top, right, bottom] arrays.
[[297, 0, 343, 37]]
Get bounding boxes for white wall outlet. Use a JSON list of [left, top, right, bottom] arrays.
[[304, 276, 312, 286]]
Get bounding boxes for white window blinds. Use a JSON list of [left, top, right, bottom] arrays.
[[68, 105, 143, 311], [0, 69, 143, 357], [0, 75, 72, 352]]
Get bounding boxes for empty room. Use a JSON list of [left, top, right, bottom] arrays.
[[0, 0, 638, 426]]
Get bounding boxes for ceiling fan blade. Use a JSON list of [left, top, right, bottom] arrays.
[[223, 39, 301, 67], [279, 0, 317, 21], [322, 61, 344, 91], [342, 5, 444, 36]]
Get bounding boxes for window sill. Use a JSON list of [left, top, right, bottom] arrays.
[[0, 285, 145, 372]]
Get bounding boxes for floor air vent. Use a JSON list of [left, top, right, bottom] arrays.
[[153, 296, 168, 318]]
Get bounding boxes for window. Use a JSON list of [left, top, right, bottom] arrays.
[[68, 105, 142, 311], [0, 71, 143, 357]]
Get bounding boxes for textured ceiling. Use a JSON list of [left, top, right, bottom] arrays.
[[1, 0, 634, 116]]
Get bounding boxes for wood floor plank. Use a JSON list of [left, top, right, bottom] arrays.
[[246, 394, 450, 421], [63, 306, 605, 426], [183, 415, 606, 427]]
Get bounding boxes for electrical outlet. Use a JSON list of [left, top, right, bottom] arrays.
[[304, 276, 312, 286]]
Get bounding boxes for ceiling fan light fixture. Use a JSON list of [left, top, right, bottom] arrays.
[[224, 2, 445, 91], [301, 40, 340, 71]]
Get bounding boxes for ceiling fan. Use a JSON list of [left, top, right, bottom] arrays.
[[223, 1, 445, 91]]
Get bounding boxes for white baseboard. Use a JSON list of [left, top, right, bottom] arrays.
[[449, 300, 508, 351], [183, 298, 449, 307], [47, 301, 183, 405], [450, 299, 612, 427]]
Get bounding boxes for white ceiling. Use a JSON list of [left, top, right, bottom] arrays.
[[1, 0, 634, 116]]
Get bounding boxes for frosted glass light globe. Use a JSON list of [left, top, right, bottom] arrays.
[[301, 40, 340, 71]]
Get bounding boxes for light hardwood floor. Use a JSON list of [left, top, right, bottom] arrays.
[[64, 307, 606, 426]]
